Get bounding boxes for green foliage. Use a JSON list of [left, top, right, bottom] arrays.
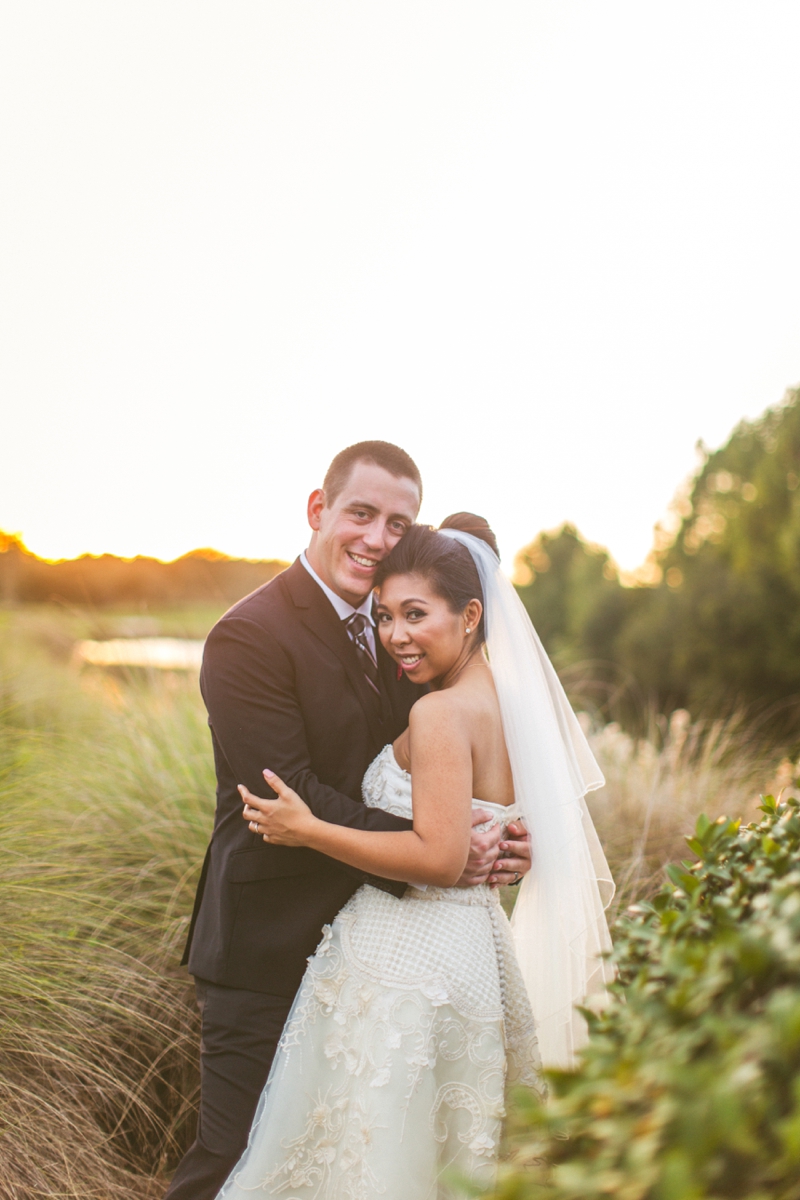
[[515, 525, 635, 668], [651, 387, 800, 719], [488, 795, 800, 1199], [514, 387, 800, 736]]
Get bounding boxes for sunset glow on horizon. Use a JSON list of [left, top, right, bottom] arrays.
[[2, 3, 799, 573]]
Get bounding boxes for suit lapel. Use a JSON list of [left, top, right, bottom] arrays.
[[373, 626, 394, 727], [282, 560, 387, 745]]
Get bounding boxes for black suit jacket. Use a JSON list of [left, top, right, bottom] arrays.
[[183, 558, 422, 995]]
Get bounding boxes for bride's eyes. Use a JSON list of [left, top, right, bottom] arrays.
[[375, 608, 426, 623]]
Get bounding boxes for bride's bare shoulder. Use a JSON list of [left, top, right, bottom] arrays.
[[408, 690, 453, 722], [407, 691, 472, 766], [408, 684, 481, 730]]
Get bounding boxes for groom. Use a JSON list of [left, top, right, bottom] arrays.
[[166, 441, 531, 1200]]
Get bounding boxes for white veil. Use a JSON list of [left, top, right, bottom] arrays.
[[440, 529, 615, 1069]]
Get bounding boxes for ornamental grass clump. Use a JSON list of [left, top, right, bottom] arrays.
[[585, 709, 778, 914], [490, 795, 800, 1200], [0, 618, 212, 1198]]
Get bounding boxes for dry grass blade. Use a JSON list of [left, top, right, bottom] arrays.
[[0, 614, 211, 1197], [584, 708, 790, 912]]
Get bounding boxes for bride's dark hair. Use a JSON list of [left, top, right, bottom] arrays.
[[374, 513, 498, 641]]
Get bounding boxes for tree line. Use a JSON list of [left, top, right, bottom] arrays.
[[2, 385, 799, 734], [0, 537, 286, 607], [515, 386, 800, 739]]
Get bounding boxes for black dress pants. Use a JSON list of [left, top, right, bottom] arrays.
[[164, 980, 295, 1200]]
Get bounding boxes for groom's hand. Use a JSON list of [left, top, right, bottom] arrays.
[[488, 820, 531, 889], [454, 810, 503, 888]]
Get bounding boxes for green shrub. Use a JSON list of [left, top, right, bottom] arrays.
[[491, 796, 800, 1200]]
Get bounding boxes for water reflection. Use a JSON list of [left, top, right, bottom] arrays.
[[76, 637, 204, 670]]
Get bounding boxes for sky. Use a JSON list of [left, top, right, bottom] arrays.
[[1, 2, 799, 572]]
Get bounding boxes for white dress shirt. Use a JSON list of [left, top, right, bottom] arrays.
[[300, 551, 377, 660]]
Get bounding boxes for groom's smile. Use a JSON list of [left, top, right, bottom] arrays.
[[306, 460, 421, 607], [347, 551, 379, 570]]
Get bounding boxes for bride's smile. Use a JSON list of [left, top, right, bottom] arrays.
[[375, 572, 483, 688]]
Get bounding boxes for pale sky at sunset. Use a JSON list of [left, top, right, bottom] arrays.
[[1, 2, 799, 572]]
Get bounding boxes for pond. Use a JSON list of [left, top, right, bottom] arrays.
[[76, 637, 205, 670]]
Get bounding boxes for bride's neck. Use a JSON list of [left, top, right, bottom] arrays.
[[433, 646, 488, 692]]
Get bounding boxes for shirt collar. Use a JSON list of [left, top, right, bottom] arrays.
[[300, 551, 375, 625]]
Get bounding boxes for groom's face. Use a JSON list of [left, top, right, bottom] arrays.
[[307, 460, 421, 606]]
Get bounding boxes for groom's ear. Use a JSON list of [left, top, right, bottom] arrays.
[[307, 489, 326, 530]]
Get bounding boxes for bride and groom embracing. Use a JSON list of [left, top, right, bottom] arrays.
[[166, 441, 614, 1200]]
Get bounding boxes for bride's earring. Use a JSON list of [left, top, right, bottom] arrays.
[[465, 628, 471, 635]]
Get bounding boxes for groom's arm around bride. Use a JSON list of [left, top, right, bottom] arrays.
[[166, 442, 516, 1200], [184, 551, 422, 997]]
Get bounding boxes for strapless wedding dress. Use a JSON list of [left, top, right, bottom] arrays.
[[217, 745, 542, 1200]]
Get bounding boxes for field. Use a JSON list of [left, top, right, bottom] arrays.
[[0, 604, 793, 1198]]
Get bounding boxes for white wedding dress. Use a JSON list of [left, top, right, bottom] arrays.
[[217, 744, 543, 1200]]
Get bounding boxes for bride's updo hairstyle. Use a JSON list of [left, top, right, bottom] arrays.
[[374, 512, 499, 641]]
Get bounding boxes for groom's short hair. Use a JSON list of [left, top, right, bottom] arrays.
[[323, 441, 423, 506]]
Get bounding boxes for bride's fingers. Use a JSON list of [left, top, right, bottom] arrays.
[[263, 770, 308, 813], [239, 785, 272, 810], [263, 768, 294, 800], [244, 811, 272, 841], [239, 785, 282, 816]]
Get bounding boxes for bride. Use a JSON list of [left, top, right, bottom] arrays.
[[224, 514, 614, 1199]]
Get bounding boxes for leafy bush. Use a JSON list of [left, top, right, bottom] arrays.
[[490, 795, 800, 1199]]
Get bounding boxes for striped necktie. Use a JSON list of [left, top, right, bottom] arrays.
[[345, 613, 381, 699]]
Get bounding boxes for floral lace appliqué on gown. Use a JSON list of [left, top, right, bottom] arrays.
[[217, 744, 542, 1200]]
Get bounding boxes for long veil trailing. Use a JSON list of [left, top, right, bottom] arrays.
[[440, 529, 615, 1069]]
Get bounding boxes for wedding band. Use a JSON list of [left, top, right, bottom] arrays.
[[513, 871, 520, 883], [250, 821, 258, 833]]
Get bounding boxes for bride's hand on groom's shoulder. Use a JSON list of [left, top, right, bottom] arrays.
[[239, 771, 317, 847]]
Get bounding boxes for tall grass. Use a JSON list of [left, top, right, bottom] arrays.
[[0, 611, 213, 1198], [0, 607, 791, 1197], [584, 709, 789, 913]]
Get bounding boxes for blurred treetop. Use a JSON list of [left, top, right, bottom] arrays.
[[515, 386, 800, 738], [0, 535, 286, 608]]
